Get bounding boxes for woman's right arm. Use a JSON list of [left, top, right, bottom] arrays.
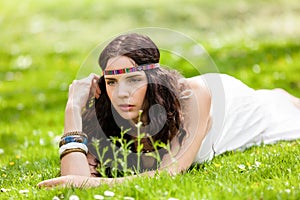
[[60, 73, 100, 177]]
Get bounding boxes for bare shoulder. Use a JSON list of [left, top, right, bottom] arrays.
[[159, 76, 212, 173], [181, 75, 212, 132], [185, 76, 211, 112], [186, 75, 209, 90]]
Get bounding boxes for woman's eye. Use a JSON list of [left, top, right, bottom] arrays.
[[128, 78, 141, 83], [106, 81, 116, 86]]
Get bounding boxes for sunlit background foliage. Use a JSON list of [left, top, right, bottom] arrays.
[[0, 0, 300, 199]]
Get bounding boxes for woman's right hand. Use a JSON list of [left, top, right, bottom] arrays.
[[67, 73, 101, 111]]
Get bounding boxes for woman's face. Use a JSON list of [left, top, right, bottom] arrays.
[[105, 56, 148, 122]]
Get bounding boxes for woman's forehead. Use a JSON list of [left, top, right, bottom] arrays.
[[106, 56, 135, 70]]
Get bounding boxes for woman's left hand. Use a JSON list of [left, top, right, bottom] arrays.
[[37, 175, 100, 188]]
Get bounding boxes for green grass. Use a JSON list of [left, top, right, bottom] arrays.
[[1, 0, 300, 199]]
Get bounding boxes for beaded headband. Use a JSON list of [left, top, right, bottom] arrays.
[[104, 63, 160, 75]]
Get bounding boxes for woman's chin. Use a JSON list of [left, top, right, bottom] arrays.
[[118, 111, 139, 121]]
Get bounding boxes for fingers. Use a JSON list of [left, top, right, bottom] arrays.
[[88, 73, 101, 99], [88, 73, 100, 83], [81, 73, 100, 85], [68, 73, 101, 99], [93, 79, 101, 99], [37, 177, 64, 188], [37, 176, 87, 188], [75, 73, 100, 85]]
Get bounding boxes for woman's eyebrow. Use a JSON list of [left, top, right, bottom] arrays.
[[105, 77, 117, 81], [125, 74, 143, 79], [105, 74, 143, 80]]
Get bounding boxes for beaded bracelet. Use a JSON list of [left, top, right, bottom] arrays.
[[59, 135, 88, 147], [59, 142, 88, 156], [60, 148, 87, 159], [61, 131, 88, 138], [58, 131, 89, 159]]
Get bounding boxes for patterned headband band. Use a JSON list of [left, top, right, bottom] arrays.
[[103, 63, 160, 75]]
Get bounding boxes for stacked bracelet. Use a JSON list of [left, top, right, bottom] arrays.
[[59, 135, 88, 147], [59, 131, 88, 159], [61, 131, 88, 138], [60, 148, 87, 159], [59, 142, 88, 155]]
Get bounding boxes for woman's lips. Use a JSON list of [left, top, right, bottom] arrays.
[[119, 104, 135, 112]]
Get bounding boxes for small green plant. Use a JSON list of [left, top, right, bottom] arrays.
[[92, 110, 174, 177], [117, 127, 134, 176], [92, 138, 111, 177], [135, 110, 144, 174], [146, 136, 170, 169], [109, 135, 121, 178]]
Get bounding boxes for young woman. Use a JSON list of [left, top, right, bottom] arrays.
[[38, 33, 300, 188]]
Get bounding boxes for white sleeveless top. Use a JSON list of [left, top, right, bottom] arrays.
[[193, 73, 300, 163]]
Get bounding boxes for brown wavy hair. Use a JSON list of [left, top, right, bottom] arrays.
[[82, 33, 188, 171]]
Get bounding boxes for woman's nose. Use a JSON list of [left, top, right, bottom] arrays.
[[115, 82, 130, 98]]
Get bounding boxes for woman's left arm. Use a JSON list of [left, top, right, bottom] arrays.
[[159, 77, 211, 174]]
